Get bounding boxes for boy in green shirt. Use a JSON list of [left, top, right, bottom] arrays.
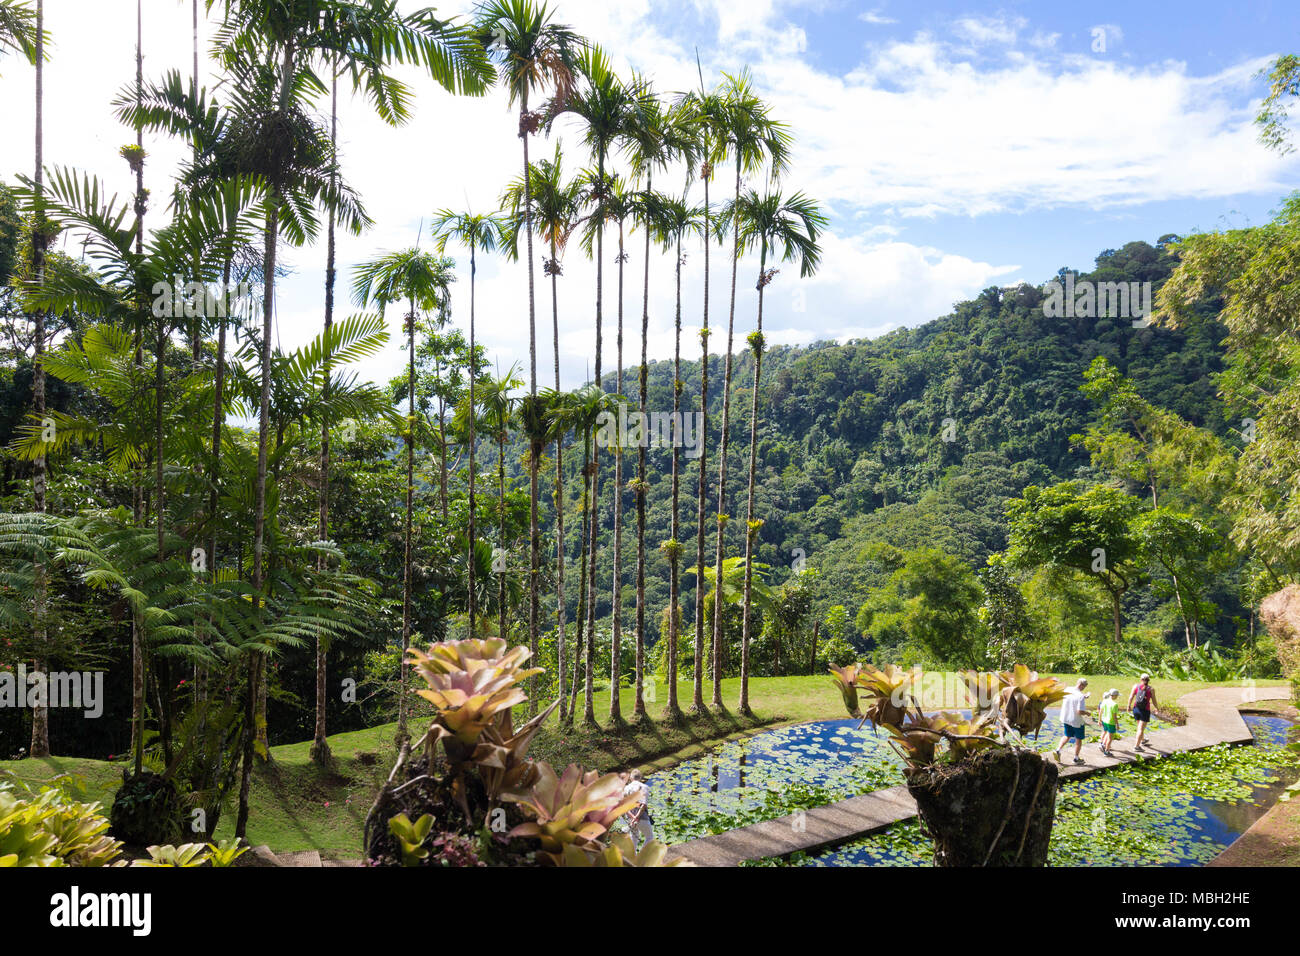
[[1098, 689, 1120, 757]]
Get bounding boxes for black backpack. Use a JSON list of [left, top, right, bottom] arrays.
[[1134, 684, 1151, 708]]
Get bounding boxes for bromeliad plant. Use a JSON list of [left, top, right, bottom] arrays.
[[0, 781, 123, 867], [365, 636, 688, 867], [829, 663, 1068, 770], [829, 663, 919, 736], [828, 661, 1069, 866]]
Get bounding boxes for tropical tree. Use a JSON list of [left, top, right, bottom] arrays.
[[558, 382, 617, 723], [479, 367, 524, 644], [351, 247, 455, 742], [474, 0, 581, 702], [203, 2, 489, 833], [720, 187, 824, 714], [15, 166, 256, 769], [579, 172, 635, 721], [0, 0, 39, 65], [547, 45, 645, 727], [499, 145, 580, 713], [650, 191, 703, 718], [11, 0, 48, 757], [620, 90, 688, 719], [1005, 480, 1145, 646], [709, 74, 790, 708], [431, 208, 507, 639]]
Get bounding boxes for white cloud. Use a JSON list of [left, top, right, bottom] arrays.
[[0, 0, 1293, 393], [858, 8, 897, 26], [951, 15, 1026, 47]]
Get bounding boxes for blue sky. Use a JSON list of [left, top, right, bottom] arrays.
[[776, 0, 1300, 287], [2, 0, 1298, 387]]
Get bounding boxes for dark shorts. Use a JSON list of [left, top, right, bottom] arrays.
[[1132, 707, 1150, 723], [1063, 723, 1086, 741]]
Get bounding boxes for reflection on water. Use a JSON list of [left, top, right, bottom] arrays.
[[803, 714, 1298, 868], [645, 709, 1170, 845]]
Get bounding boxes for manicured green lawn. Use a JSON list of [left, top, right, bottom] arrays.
[[1, 672, 1283, 857]]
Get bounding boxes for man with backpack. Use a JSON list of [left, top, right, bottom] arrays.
[[1127, 673, 1158, 751]]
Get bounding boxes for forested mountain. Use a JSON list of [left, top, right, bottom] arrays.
[[567, 237, 1233, 653]]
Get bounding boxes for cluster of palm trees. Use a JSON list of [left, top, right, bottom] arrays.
[[1, 0, 826, 828], [469, 14, 827, 725]]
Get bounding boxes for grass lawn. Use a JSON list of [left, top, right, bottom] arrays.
[[1, 672, 1284, 857]]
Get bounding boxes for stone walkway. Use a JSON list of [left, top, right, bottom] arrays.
[[665, 683, 1291, 866]]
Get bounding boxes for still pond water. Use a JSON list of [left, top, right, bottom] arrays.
[[645, 712, 1298, 866]]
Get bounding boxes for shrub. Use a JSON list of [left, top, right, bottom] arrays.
[[109, 770, 184, 847], [0, 780, 123, 867], [364, 637, 690, 867]]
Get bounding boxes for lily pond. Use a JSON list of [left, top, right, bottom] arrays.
[[646, 712, 1300, 867]]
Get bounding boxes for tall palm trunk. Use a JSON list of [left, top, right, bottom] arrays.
[[238, 194, 281, 841], [527, 404, 539, 698], [131, 1, 152, 771], [399, 300, 415, 740], [240, 38, 296, 842], [498, 427, 507, 644], [692, 171, 711, 713], [551, 240, 567, 720], [203, 253, 231, 745], [311, 71, 338, 765], [582, 152, 607, 728], [739, 246, 768, 716], [153, 281, 170, 766], [710, 157, 743, 707], [437, 360, 448, 521], [28, 0, 49, 759], [569, 431, 592, 721], [609, 220, 625, 722], [467, 247, 478, 634], [665, 231, 683, 718], [520, 89, 542, 707], [633, 171, 652, 720]]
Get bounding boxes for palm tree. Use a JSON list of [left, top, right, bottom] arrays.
[[709, 73, 791, 708], [675, 85, 724, 714], [351, 247, 456, 743], [513, 389, 551, 711], [114, 66, 281, 767], [474, 0, 580, 699], [479, 367, 523, 643], [312, 65, 341, 764], [556, 382, 617, 722], [13, 0, 48, 758], [206, 1, 489, 834], [655, 192, 703, 719], [720, 188, 825, 714], [578, 172, 634, 721], [16, 165, 251, 771], [431, 209, 507, 639], [0, 0, 39, 64], [687, 554, 776, 664], [620, 89, 680, 719], [547, 45, 644, 726], [499, 143, 579, 715]]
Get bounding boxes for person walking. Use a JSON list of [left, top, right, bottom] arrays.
[[1098, 688, 1120, 757], [1053, 678, 1090, 765], [1128, 673, 1158, 751], [622, 769, 654, 848]]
